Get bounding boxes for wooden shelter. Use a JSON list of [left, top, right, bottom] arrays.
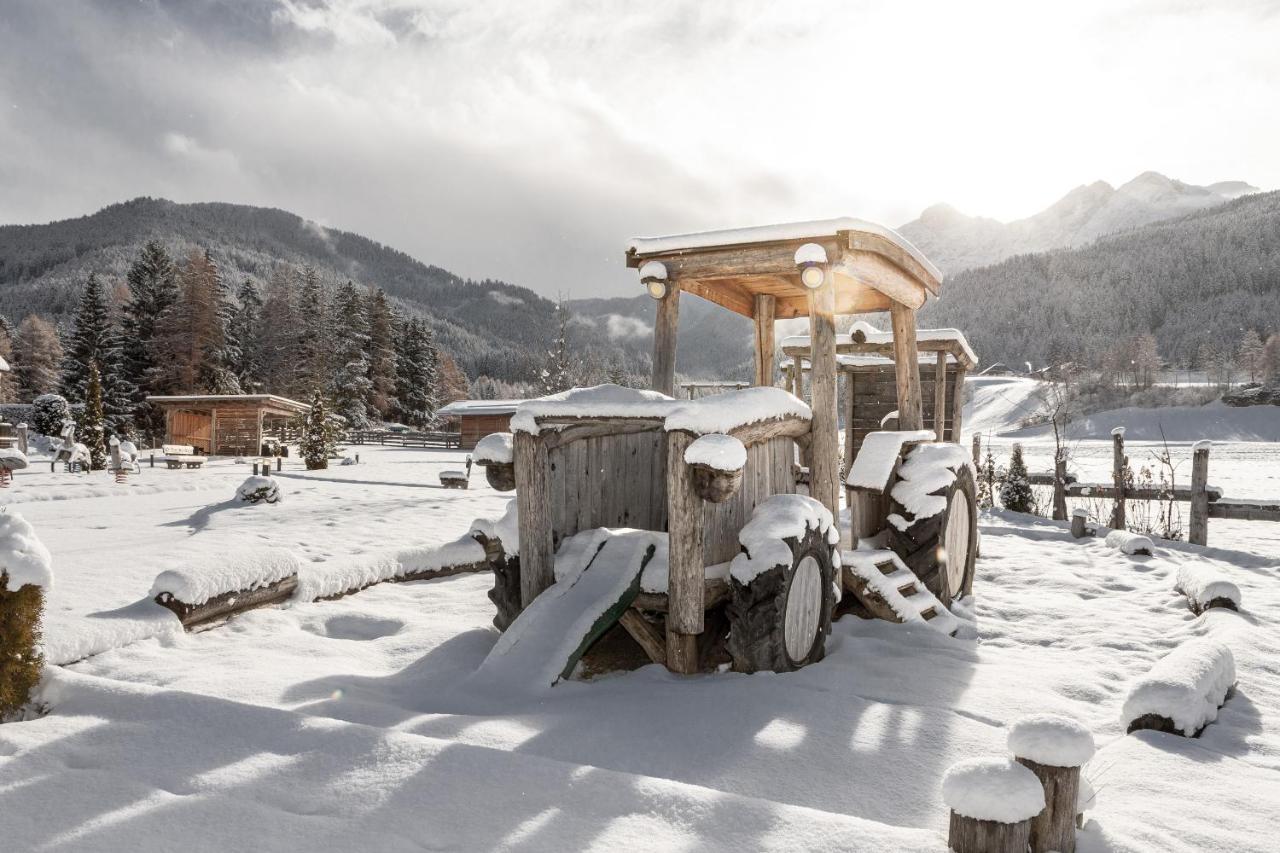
[[146, 394, 310, 457], [437, 399, 524, 449], [626, 217, 944, 519]]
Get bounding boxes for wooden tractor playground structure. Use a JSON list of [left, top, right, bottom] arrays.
[[471, 219, 980, 684]]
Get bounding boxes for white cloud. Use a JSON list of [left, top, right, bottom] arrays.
[[604, 314, 652, 340]]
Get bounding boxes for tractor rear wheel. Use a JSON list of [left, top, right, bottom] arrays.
[[888, 461, 978, 606]]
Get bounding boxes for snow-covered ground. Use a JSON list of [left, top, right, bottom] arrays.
[[2, 443, 1279, 850]]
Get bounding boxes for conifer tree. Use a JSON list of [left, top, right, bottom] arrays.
[[12, 315, 64, 402], [365, 287, 397, 419], [152, 251, 241, 396], [1238, 329, 1265, 384], [78, 362, 107, 470], [122, 241, 179, 441], [540, 301, 573, 394], [300, 389, 337, 470], [228, 278, 264, 391], [258, 266, 299, 395], [1000, 443, 1034, 514], [1264, 334, 1280, 387], [328, 281, 374, 429], [0, 322, 16, 403], [392, 317, 439, 428], [60, 274, 133, 437], [294, 267, 330, 397]]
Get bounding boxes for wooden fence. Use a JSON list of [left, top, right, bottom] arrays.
[[347, 430, 462, 449], [975, 433, 1280, 546]]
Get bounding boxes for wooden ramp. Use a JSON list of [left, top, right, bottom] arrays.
[[841, 549, 959, 635], [469, 529, 664, 693]]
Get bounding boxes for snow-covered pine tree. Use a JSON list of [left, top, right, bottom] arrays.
[[1238, 329, 1265, 384], [293, 267, 331, 398], [31, 394, 69, 437], [59, 274, 133, 437], [78, 362, 107, 470], [328, 281, 374, 430], [12, 315, 64, 402], [122, 241, 179, 441], [194, 251, 242, 395], [227, 278, 264, 392], [1000, 443, 1034, 513], [0, 322, 16, 403], [258, 266, 300, 395], [392, 316, 439, 429], [540, 301, 573, 394], [300, 389, 337, 470], [365, 287, 397, 420], [152, 250, 241, 396]]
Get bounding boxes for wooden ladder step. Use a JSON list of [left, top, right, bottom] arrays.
[[876, 560, 898, 576], [920, 606, 939, 621], [897, 582, 921, 598]]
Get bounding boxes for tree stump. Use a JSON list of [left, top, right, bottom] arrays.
[[948, 811, 1032, 853], [1016, 757, 1082, 853], [1007, 713, 1095, 853]]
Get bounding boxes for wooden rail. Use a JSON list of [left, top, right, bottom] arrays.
[[347, 429, 462, 448]]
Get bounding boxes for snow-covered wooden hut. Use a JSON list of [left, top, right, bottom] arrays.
[[146, 394, 310, 457], [437, 399, 525, 449]]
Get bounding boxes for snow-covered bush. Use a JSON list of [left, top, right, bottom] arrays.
[[31, 394, 69, 438], [0, 511, 53, 718], [237, 475, 282, 505], [1000, 443, 1034, 514]]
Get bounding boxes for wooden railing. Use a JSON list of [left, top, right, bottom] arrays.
[[347, 429, 462, 448]]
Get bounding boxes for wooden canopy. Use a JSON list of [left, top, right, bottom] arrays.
[[625, 218, 942, 319], [146, 394, 310, 456]]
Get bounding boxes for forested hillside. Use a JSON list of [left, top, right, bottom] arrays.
[[920, 190, 1280, 370]]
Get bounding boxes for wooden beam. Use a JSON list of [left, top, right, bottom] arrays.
[[619, 609, 666, 665], [652, 285, 680, 396], [678, 276, 756, 318], [951, 364, 967, 440], [665, 430, 704, 674], [1189, 444, 1209, 546], [752, 293, 776, 387], [514, 432, 555, 607], [889, 302, 924, 431], [933, 351, 947, 442], [807, 273, 841, 518], [831, 253, 927, 310]]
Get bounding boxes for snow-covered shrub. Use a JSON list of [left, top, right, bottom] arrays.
[[300, 390, 339, 471], [31, 394, 69, 438], [237, 475, 282, 505], [0, 511, 53, 718], [1000, 443, 1034, 514]]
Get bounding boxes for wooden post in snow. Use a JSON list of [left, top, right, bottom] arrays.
[[889, 302, 924, 431], [16, 423, 27, 455], [1189, 442, 1210, 546], [807, 272, 840, 518], [514, 431, 555, 607], [752, 293, 776, 387], [933, 351, 947, 441], [948, 812, 1033, 853], [665, 430, 704, 674], [951, 364, 967, 441], [652, 285, 680, 397], [1110, 430, 1126, 531], [1053, 451, 1068, 521], [972, 434, 981, 465]]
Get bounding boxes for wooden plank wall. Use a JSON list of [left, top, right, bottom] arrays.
[[846, 363, 958, 459], [460, 414, 514, 449], [545, 430, 797, 566], [170, 411, 212, 453], [213, 408, 260, 456]]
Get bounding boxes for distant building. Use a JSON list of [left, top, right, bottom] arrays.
[[437, 399, 524, 449], [979, 362, 1015, 377]]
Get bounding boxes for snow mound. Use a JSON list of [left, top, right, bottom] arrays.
[[942, 757, 1045, 823], [469, 498, 519, 555], [473, 431, 514, 465], [1175, 563, 1241, 612], [0, 510, 53, 591], [1121, 639, 1236, 736], [150, 549, 302, 606], [1006, 713, 1096, 767], [684, 433, 746, 471], [730, 495, 838, 585], [237, 475, 282, 504], [1106, 529, 1154, 556], [886, 442, 975, 531], [846, 430, 935, 490]]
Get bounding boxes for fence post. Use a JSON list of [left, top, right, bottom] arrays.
[[16, 423, 28, 455], [1110, 428, 1126, 530], [1190, 441, 1210, 546], [276, 457, 282, 472], [971, 434, 981, 465], [1052, 450, 1068, 521]]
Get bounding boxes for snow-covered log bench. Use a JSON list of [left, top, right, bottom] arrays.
[[161, 444, 205, 469], [1174, 563, 1241, 615], [151, 550, 302, 629], [943, 757, 1046, 853], [1122, 639, 1236, 737], [1105, 529, 1153, 556]]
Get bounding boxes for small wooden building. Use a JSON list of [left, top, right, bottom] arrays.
[[437, 399, 524, 449], [146, 394, 311, 456]]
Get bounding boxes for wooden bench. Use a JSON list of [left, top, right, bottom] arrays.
[[161, 444, 206, 469]]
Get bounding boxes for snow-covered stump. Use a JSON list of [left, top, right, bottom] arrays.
[[151, 550, 302, 630], [1122, 639, 1236, 737], [943, 757, 1045, 853], [474, 432, 516, 491], [1175, 563, 1241, 615], [1007, 714, 1096, 853], [1105, 529, 1153, 556], [1071, 508, 1091, 539], [684, 433, 746, 503], [0, 512, 53, 718]]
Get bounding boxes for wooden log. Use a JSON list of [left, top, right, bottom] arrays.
[[619, 609, 666, 665], [665, 430, 704, 674], [752, 293, 776, 387], [484, 462, 517, 492], [933, 351, 947, 441], [951, 365, 967, 440], [514, 431, 554, 608], [1110, 431, 1126, 530], [889, 302, 924, 431], [947, 812, 1032, 853], [1070, 509, 1089, 539], [689, 463, 743, 504], [806, 274, 841, 518], [1015, 758, 1081, 853], [1053, 452, 1068, 521], [652, 285, 680, 397], [155, 574, 299, 630], [1189, 443, 1210, 546]]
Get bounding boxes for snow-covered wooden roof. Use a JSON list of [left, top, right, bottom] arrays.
[[437, 399, 525, 417], [145, 394, 311, 415], [780, 321, 977, 369], [625, 217, 942, 320]]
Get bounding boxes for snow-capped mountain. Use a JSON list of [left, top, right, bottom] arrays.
[[899, 171, 1260, 274]]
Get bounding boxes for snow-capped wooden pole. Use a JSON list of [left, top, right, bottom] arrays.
[[16, 423, 27, 455], [1189, 441, 1210, 545], [943, 757, 1045, 853], [1071, 508, 1089, 539], [1008, 714, 1096, 853], [752, 293, 776, 387], [889, 302, 924, 431], [652, 285, 680, 398], [1110, 428, 1126, 530], [665, 429, 705, 674], [514, 431, 555, 607], [933, 351, 947, 441], [806, 270, 841, 518], [1053, 450, 1068, 521], [951, 364, 967, 439]]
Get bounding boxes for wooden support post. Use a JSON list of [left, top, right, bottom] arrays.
[[665, 430, 704, 674], [972, 434, 981, 464], [652, 285, 680, 397], [948, 812, 1032, 853], [514, 431, 555, 608], [752, 293, 776, 387], [1014, 758, 1082, 853], [807, 274, 840, 518], [1110, 431, 1126, 531], [253, 462, 260, 476], [889, 302, 924, 431], [1053, 451, 1068, 521], [16, 423, 28, 455], [1071, 509, 1089, 539], [933, 351, 947, 441], [951, 365, 967, 441], [1190, 443, 1210, 546]]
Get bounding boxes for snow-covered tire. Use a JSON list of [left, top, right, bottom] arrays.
[[889, 461, 977, 606], [727, 525, 836, 674], [487, 555, 522, 632]]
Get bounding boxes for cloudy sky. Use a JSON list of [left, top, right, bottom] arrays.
[[2, 0, 1278, 297]]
